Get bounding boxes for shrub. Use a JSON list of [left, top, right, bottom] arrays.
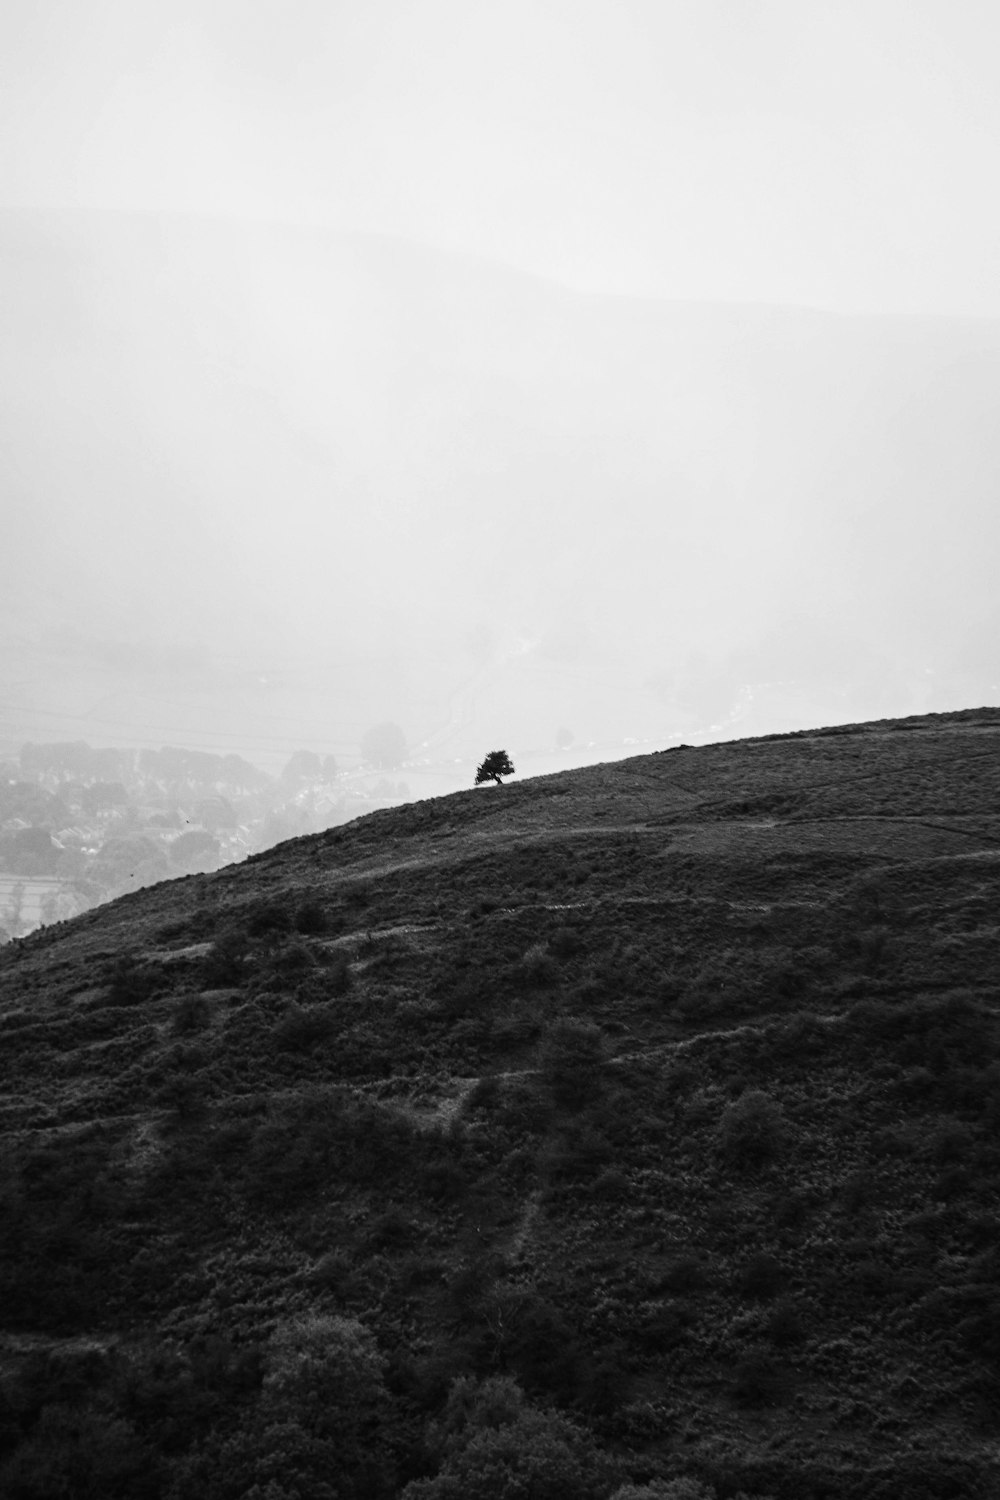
[[840, 1169, 882, 1215], [760, 945, 812, 1002], [428, 1373, 526, 1454], [931, 1164, 971, 1201], [929, 1119, 976, 1165], [632, 1301, 691, 1354], [515, 942, 556, 989], [655, 1255, 709, 1296], [717, 1090, 785, 1167], [203, 925, 249, 987], [262, 938, 317, 992], [273, 1001, 335, 1051], [549, 926, 583, 961], [857, 924, 891, 973], [365, 1206, 418, 1252], [765, 1296, 805, 1347], [246, 900, 293, 938], [503, 1293, 586, 1399], [846, 872, 890, 924], [419, 1156, 468, 1204], [956, 1300, 1000, 1368], [770, 1188, 812, 1233], [327, 951, 352, 997], [403, 1377, 617, 1500], [731, 1348, 786, 1407], [294, 899, 327, 934], [678, 952, 755, 1021], [540, 1019, 604, 1109], [155, 1070, 208, 1123], [467, 1075, 501, 1112], [610, 1482, 716, 1500], [309, 1250, 353, 1293], [543, 1124, 612, 1183], [107, 953, 158, 1006], [592, 1167, 630, 1201], [398, 1253, 448, 1292], [851, 1257, 895, 1299], [436, 978, 487, 1021], [0, 1404, 158, 1499], [263, 1310, 390, 1434], [735, 1252, 784, 1301], [172, 1318, 394, 1500], [172, 994, 210, 1035]]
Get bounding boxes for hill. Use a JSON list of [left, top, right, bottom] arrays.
[[1, 709, 999, 1498]]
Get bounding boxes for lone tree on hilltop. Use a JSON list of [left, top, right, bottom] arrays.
[[475, 750, 515, 786]]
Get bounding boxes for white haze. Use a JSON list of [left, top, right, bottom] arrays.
[[1, 2, 998, 781]]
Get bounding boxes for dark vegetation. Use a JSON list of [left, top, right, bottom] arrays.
[[474, 749, 516, 786], [0, 708, 998, 1496]]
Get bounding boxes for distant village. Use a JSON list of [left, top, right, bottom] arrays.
[[0, 740, 411, 941]]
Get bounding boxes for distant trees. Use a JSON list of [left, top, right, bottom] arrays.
[[79, 781, 129, 816], [89, 835, 169, 896], [281, 749, 322, 787], [280, 750, 340, 789], [221, 751, 272, 794], [169, 830, 221, 875], [192, 796, 238, 831], [0, 781, 70, 829], [0, 826, 60, 877], [256, 805, 314, 851], [475, 750, 515, 786], [20, 740, 129, 784], [137, 746, 268, 796]]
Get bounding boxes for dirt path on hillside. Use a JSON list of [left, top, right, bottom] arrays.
[[9, 977, 998, 1143], [341, 807, 999, 886], [0, 1004, 839, 1141]]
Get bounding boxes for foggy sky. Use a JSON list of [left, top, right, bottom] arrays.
[[2, 3, 999, 776], [3, 0, 1000, 316]]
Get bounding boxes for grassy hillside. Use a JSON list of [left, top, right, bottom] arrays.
[[1, 709, 999, 1498]]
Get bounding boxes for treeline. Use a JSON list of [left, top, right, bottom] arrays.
[[17, 742, 272, 797]]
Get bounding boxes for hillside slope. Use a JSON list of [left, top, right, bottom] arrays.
[[1, 709, 999, 1497]]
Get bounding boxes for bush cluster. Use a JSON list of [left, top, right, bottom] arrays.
[[717, 1090, 786, 1167]]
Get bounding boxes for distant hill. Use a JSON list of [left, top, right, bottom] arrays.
[[1, 708, 998, 1497]]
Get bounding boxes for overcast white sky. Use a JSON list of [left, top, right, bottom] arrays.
[[3, 0, 999, 315], [2, 1, 999, 772]]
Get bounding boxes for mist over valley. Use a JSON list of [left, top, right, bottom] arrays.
[[3, 208, 998, 789]]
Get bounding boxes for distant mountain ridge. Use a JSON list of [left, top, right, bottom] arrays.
[[1, 708, 998, 1496]]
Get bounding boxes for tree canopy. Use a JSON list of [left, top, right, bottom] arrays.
[[475, 750, 515, 786]]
